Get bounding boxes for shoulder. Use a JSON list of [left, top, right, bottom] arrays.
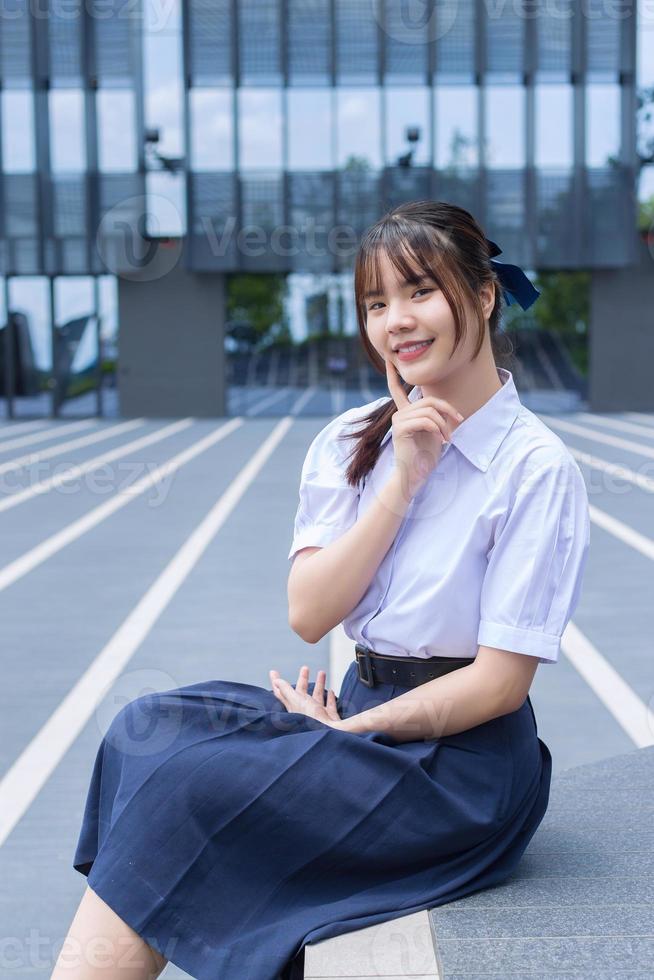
[[500, 405, 586, 495]]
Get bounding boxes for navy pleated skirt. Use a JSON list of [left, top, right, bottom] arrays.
[[73, 659, 552, 980]]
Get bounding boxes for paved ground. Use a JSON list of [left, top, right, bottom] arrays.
[[0, 385, 651, 978]]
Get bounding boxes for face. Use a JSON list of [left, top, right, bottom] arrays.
[[364, 249, 495, 386]]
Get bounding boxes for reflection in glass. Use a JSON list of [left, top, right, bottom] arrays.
[[146, 171, 187, 237], [535, 85, 573, 168], [484, 86, 525, 167], [97, 91, 137, 172], [2, 90, 35, 172], [288, 90, 333, 171], [49, 90, 86, 173], [190, 89, 234, 171], [385, 88, 430, 167], [6, 277, 51, 416], [53, 277, 98, 409], [435, 86, 478, 169], [586, 84, 621, 167], [143, 0, 184, 160], [336, 88, 381, 169], [238, 89, 283, 169]]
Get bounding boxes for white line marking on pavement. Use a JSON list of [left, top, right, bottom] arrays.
[[0, 418, 97, 453], [330, 623, 355, 697], [0, 419, 191, 514], [588, 502, 654, 561], [571, 412, 654, 438], [0, 419, 233, 590], [0, 419, 145, 476], [568, 447, 654, 494], [543, 416, 654, 459], [0, 416, 294, 846], [562, 622, 654, 748], [0, 421, 57, 441]]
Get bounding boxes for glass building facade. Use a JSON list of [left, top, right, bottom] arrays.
[[0, 0, 640, 417]]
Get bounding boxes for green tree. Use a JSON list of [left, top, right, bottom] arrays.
[[638, 193, 654, 234], [529, 270, 590, 376], [226, 273, 289, 350]]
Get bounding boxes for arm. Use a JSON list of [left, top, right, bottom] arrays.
[[288, 468, 420, 644], [335, 645, 540, 742]]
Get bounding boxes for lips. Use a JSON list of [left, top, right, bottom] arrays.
[[393, 340, 434, 352]]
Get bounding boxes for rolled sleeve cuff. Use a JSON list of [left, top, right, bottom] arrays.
[[477, 620, 561, 664], [288, 524, 351, 562]]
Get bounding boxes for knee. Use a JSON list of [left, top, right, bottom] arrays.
[[104, 692, 174, 758]]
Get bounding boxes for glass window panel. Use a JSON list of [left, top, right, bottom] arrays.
[[238, 89, 283, 169], [54, 276, 95, 326], [190, 88, 234, 171], [8, 277, 51, 372], [336, 88, 381, 169], [146, 171, 187, 237], [99, 275, 119, 357], [2, 90, 35, 172], [434, 85, 478, 169], [288, 90, 333, 170], [143, 0, 184, 160], [385, 87, 430, 166], [335, 0, 378, 85], [637, 5, 654, 87], [53, 277, 97, 377], [586, 84, 621, 167], [535, 84, 573, 168], [97, 90, 137, 172], [49, 90, 86, 173], [484, 86, 525, 167]]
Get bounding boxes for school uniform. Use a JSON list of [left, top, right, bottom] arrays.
[[72, 367, 590, 980]]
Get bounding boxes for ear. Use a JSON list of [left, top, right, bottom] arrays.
[[480, 281, 496, 320]]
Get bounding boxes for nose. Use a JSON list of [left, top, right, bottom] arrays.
[[385, 301, 418, 342]]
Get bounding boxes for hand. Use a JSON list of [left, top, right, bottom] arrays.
[[269, 665, 344, 730], [385, 357, 464, 499]]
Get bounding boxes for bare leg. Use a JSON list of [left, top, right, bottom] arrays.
[[51, 885, 168, 979]]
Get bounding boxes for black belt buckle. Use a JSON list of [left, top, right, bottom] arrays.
[[355, 643, 376, 688]]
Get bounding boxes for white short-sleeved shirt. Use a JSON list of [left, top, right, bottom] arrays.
[[288, 367, 590, 665]]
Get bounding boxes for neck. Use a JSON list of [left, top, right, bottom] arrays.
[[417, 354, 503, 420]]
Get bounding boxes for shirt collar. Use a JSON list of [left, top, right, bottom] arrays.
[[378, 367, 521, 472]]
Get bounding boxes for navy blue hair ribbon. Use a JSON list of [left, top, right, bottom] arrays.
[[485, 238, 540, 311]]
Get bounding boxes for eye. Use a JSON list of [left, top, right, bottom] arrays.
[[367, 288, 433, 312]]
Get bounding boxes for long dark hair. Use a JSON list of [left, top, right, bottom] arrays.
[[338, 199, 515, 489]]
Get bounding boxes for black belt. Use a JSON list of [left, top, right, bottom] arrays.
[[355, 643, 475, 689]]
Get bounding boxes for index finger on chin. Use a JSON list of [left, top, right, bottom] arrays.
[[385, 357, 411, 409]]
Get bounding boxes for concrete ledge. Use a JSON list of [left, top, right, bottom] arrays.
[[304, 909, 441, 979], [303, 746, 654, 979]]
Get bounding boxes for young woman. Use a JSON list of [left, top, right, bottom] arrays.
[[56, 200, 590, 980]]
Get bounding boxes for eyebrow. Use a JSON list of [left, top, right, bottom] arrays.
[[363, 274, 432, 302]]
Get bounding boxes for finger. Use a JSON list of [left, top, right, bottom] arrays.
[[397, 417, 444, 442], [326, 689, 341, 720], [295, 664, 310, 694], [312, 669, 327, 704], [419, 396, 465, 424], [398, 405, 451, 439], [385, 357, 411, 409]]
